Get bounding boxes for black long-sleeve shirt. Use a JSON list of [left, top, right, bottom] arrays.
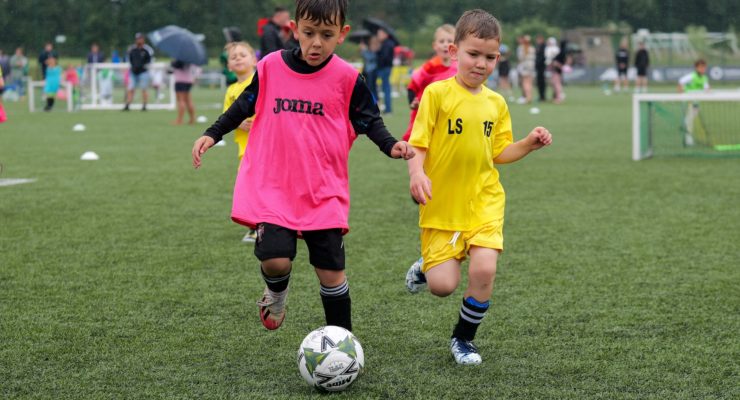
[[260, 21, 285, 57], [376, 39, 395, 69], [634, 49, 649, 69], [204, 47, 398, 157]]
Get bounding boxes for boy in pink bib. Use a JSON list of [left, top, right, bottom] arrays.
[[192, 0, 414, 333]]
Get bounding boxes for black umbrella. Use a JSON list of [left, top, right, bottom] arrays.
[[362, 17, 399, 45], [148, 25, 207, 65], [348, 28, 372, 44]]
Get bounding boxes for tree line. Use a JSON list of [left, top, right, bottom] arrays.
[[1, 0, 737, 58]]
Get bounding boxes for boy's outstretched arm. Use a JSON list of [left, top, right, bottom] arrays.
[[349, 75, 413, 159], [494, 127, 552, 164], [407, 147, 432, 205], [191, 136, 215, 168]]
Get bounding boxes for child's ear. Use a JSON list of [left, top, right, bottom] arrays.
[[289, 20, 298, 40], [449, 43, 458, 60], [337, 25, 351, 44]]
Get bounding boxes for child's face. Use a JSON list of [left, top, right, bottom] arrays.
[[696, 64, 707, 75], [47, 57, 57, 67], [290, 16, 349, 67], [228, 45, 255, 74], [451, 35, 500, 90], [433, 30, 454, 61]]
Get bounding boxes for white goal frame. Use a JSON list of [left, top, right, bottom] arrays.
[[27, 81, 74, 112], [632, 91, 740, 160], [83, 62, 175, 111]]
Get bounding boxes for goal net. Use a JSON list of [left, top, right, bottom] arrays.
[[632, 91, 740, 160], [80, 62, 175, 110]]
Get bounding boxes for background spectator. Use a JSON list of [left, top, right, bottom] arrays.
[[260, 6, 291, 58], [87, 43, 106, 64], [0, 50, 10, 81], [550, 40, 567, 103], [634, 42, 650, 93], [171, 60, 200, 125], [517, 35, 535, 104], [535, 34, 547, 102], [360, 36, 379, 101], [10, 47, 28, 98], [375, 28, 395, 114], [614, 37, 629, 92], [123, 33, 154, 111], [38, 42, 58, 79]]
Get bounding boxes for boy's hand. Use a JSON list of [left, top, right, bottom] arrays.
[[409, 171, 432, 205], [192, 136, 215, 169], [239, 118, 253, 131], [526, 127, 553, 151], [409, 98, 420, 110], [391, 141, 416, 160]]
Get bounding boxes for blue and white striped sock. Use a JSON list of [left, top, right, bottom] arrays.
[[452, 297, 490, 341]]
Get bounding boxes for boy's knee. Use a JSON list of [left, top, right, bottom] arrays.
[[314, 268, 345, 287], [469, 265, 496, 284], [429, 281, 457, 297], [261, 258, 292, 275]]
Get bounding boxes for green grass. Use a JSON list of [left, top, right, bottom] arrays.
[[1, 86, 738, 399]]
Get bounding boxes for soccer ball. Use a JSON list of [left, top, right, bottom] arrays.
[[297, 325, 364, 392]]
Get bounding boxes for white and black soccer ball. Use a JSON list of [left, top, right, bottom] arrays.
[[297, 325, 364, 392]]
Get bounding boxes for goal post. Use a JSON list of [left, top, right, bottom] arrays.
[[632, 91, 740, 160], [27, 81, 74, 112], [81, 62, 175, 111]]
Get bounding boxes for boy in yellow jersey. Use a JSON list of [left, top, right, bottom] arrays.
[[405, 9, 552, 365], [223, 41, 258, 242]]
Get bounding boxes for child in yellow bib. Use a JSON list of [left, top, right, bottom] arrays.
[[223, 41, 257, 160], [223, 41, 258, 242], [406, 9, 552, 366]]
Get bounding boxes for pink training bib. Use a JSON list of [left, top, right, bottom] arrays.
[[231, 52, 359, 232]]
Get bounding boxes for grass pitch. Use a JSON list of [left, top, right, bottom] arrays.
[[1, 86, 738, 399]]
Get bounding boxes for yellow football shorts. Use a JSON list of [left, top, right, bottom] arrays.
[[420, 219, 504, 273]]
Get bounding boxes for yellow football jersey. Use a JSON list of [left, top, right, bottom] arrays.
[[409, 77, 513, 231], [223, 73, 255, 159]]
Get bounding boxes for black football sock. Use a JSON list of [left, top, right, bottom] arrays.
[[320, 280, 351, 331], [261, 267, 290, 293], [452, 297, 490, 341]]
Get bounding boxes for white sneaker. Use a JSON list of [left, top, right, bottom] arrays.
[[405, 257, 427, 293], [242, 229, 257, 243], [257, 287, 287, 330], [450, 337, 482, 365]]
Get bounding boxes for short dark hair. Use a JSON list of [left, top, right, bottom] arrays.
[[295, 0, 348, 27], [695, 59, 707, 67], [274, 6, 289, 14], [454, 9, 501, 44]]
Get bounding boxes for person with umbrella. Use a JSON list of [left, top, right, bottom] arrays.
[[123, 33, 154, 111], [171, 59, 200, 125]]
